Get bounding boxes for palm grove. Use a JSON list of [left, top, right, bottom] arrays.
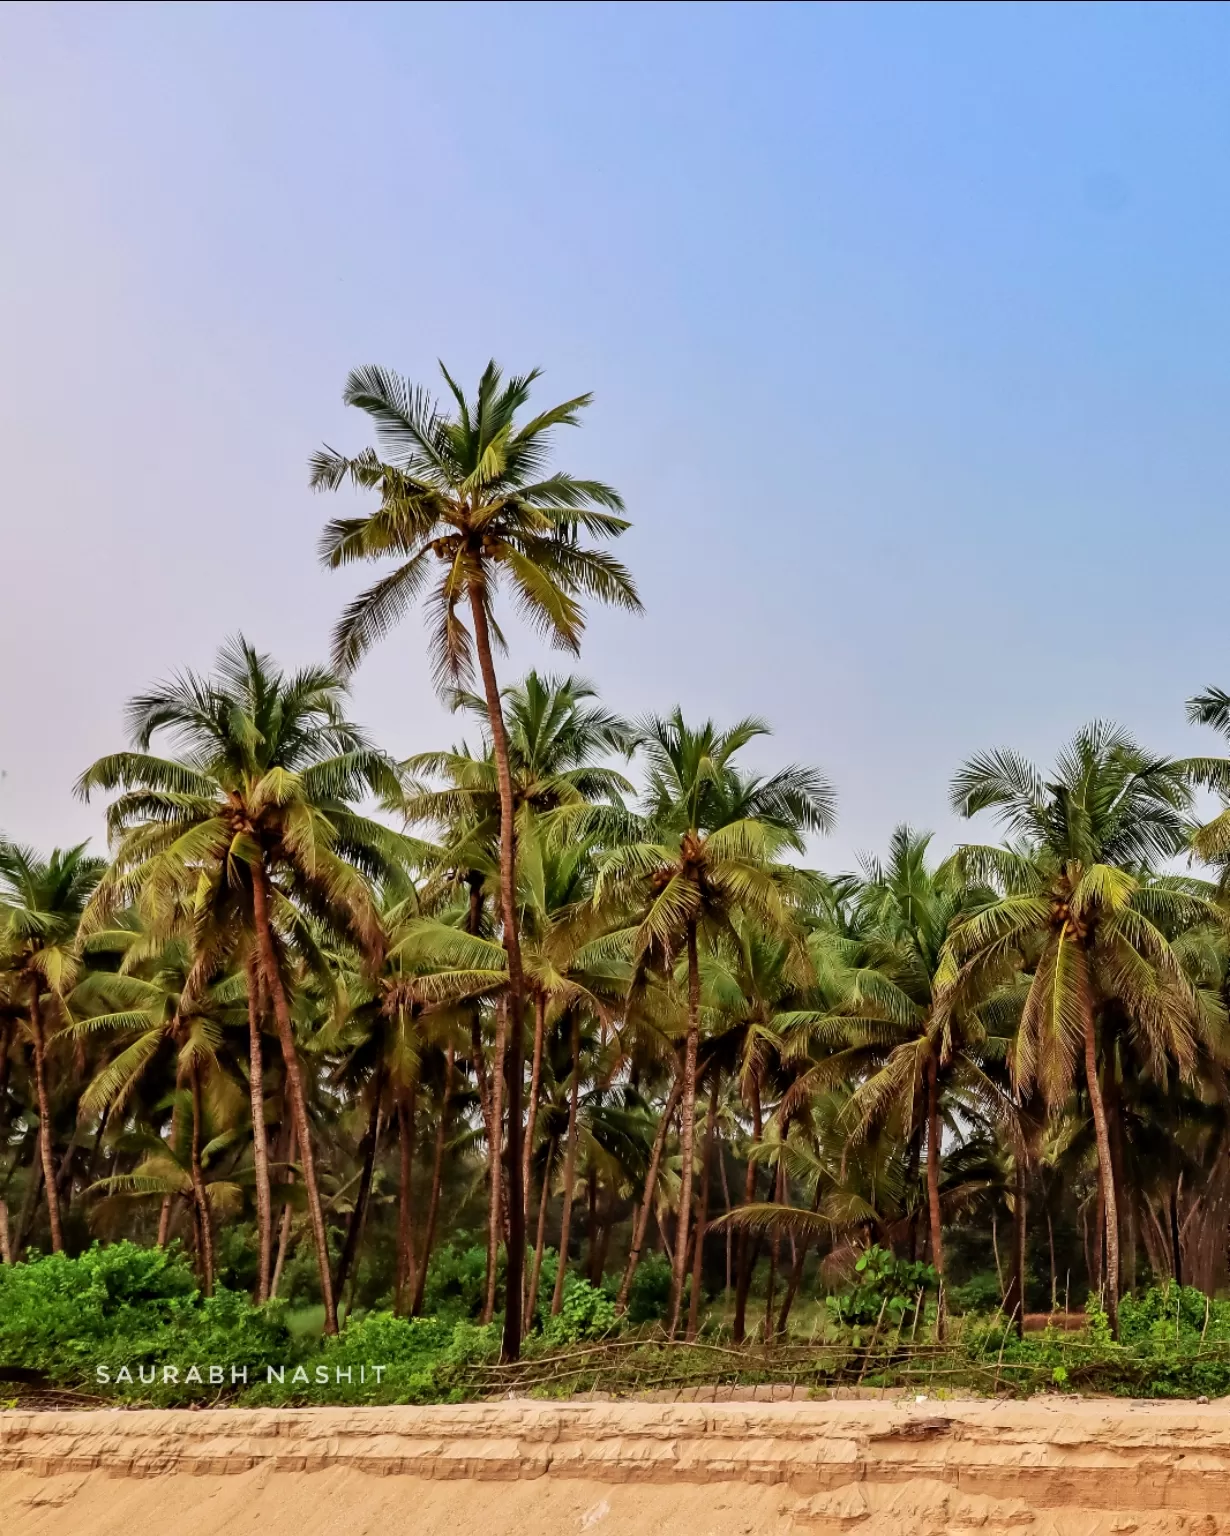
[[4, 365, 1230, 1361]]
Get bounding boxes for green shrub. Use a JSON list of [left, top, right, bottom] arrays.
[[626, 1253, 672, 1325], [542, 1276, 617, 1345]]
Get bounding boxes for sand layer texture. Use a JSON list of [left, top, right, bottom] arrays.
[[6, 1397, 1230, 1534]]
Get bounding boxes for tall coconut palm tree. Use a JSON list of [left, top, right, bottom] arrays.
[[76, 636, 408, 1334], [594, 712, 834, 1334], [0, 842, 105, 1252], [313, 364, 641, 1358], [940, 723, 1216, 1334]]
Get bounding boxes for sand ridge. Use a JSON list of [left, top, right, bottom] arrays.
[[5, 1396, 1230, 1533]]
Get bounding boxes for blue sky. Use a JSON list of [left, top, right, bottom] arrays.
[[3, 1, 1230, 868]]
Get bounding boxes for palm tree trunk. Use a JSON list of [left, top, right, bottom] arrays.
[[523, 993, 547, 1225], [668, 921, 702, 1338], [1083, 996, 1120, 1336], [925, 1053, 945, 1338], [482, 998, 509, 1325], [245, 954, 273, 1304], [1048, 1205, 1057, 1312], [28, 983, 62, 1254], [335, 1062, 385, 1306], [733, 1068, 764, 1343], [719, 1133, 733, 1301], [1170, 1178, 1184, 1288], [157, 1068, 184, 1249], [551, 1010, 583, 1315], [271, 1123, 297, 1300], [524, 1135, 557, 1330], [686, 1078, 718, 1341], [189, 1055, 214, 1295], [250, 865, 337, 1334], [396, 1083, 417, 1315], [1013, 1157, 1027, 1337], [0, 1199, 11, 1265], [777, 1185, 823, 1338], [616, 1070, 685, 1313], [468, 586, 526, 1362], [412, 1046, 453, 1317]]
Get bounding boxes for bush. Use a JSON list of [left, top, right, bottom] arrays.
[[626, 1253, 672, 1325], [542, 1276, 617, 1346], [828, 1245, 937, 1329]]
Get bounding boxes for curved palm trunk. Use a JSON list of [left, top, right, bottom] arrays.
[[1083, 993, 1120, 1336], [482, 999, 508, 1325], [777, 1184, 823, 1338], [616, 1070, 685, 1312], [551, 1011, 583, 1315], [412, 1046, 453, 1317], [271, 1123, 297, 1300], [250, 866, 337, 1334], [668, 921, 702, 1338], [468, 588, 526, 1361], [189, 1055, 214, 1295], [686, 1078, 718, 1341], [524, 1135, 557, 1330], [395, 1083, 417, 1315], [28, 983, 62, 1254], [335, 1063, 385, 1307], [925, 1053, 945, 1338], [764, 1152, 786, 1342], [523, 993, 547, 1224], [245, 955, 273, 1303]]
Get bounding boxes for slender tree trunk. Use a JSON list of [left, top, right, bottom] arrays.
[[28, 983, 62, 1254], [523, 992, 547, 1225], [482, 998, 509, 1325], [551, 1010, 584, 1315], [250, 866, 337, 1334], [733, 1069, 764, 1343], [777, 1185, 823, 1338], [1170, 1178, 1184, 1288], [468, 587, 526, 1361], [245, 954, 272, 1304], [157, 1068, 184, 1249], [271, 1124, 297, 1300], [687, 1079, 718, 1341], [412, 1046, 453, 1317], [719, 1133, 733, 1302], [1083, 994, 1119, 1336], [396, 1083, 418, 1315], [925, 1052, 945, 1338], [593, 1183, 613, 1285], [668, 921, 702, 1338], [524, 1136, 557, 1330], [586, 1167, 600, 1283], [0, 1199, 11, 1264], [1012, 1157, 1027, 1336], [335, 1063, 385, 1306], [764, 1154, 785, 1342], [616, 1070, 684, 1312], [188, 1055, 214, 1295], [1048, 1206, 1057, 1312]]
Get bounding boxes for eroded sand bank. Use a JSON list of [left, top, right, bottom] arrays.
[[6, 1396, 1230, 1534]]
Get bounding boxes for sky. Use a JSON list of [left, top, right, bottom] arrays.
[[3, 1, 1230, 872]]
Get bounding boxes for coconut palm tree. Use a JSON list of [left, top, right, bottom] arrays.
[[314, 362, 641, 1359], [76, 636, 409, 1334], [594, 712, 834, 1334], [0, 841, 105, 1252], [940, 722, 1218, 1334], [824, 828, 1004, 1331]]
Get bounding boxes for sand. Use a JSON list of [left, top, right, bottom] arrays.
[[6, 1395, 1230, 1534]]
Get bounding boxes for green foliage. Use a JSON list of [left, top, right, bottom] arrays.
[[625, 1252, 673, 1325], [542, 1276, 617, 1346], [949, 1271, 1004, 1315], [419, 1243, 494, 1321], [828, 1245, 937, 1328]]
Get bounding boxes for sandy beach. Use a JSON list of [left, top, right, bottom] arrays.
[[6, 1395, 1230, 1534]]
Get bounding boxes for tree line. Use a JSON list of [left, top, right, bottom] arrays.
[[4, 361, 1230, 1359]]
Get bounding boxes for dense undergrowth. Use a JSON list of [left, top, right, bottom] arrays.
[[4, 1242, 1230, 1407]]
